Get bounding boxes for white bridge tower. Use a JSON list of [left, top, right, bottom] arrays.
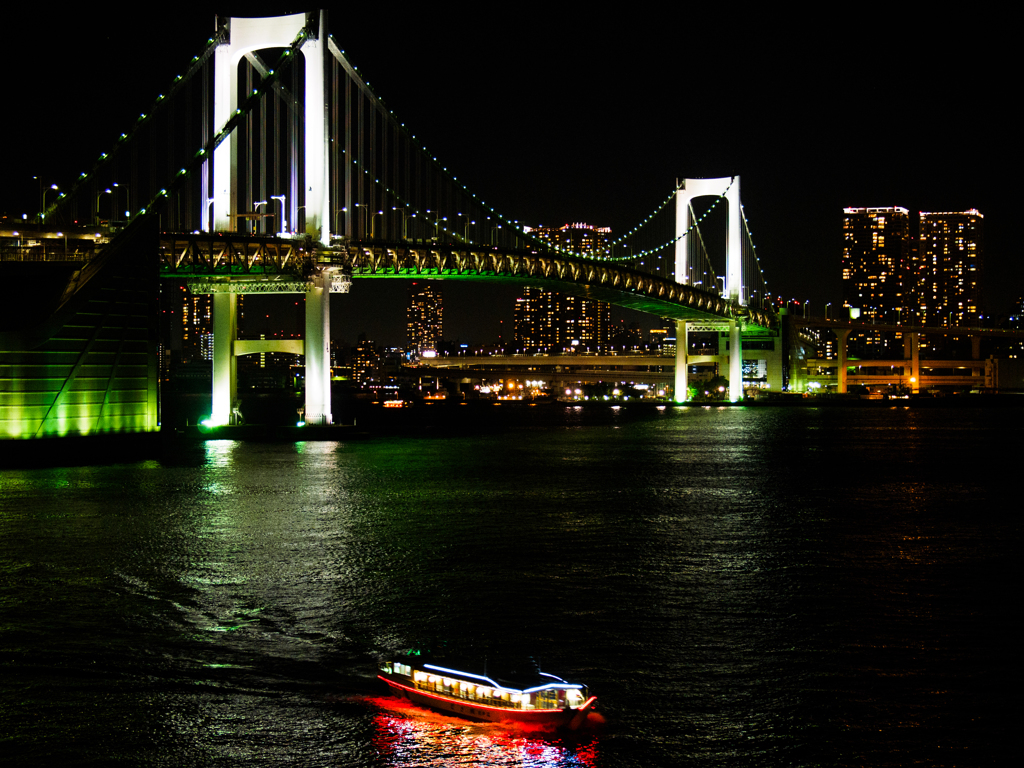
[[208, 11, 335, 427], [673, 176, 744, 403]]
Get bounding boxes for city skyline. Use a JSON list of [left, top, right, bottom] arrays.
[[3, 8, 1014, 347]]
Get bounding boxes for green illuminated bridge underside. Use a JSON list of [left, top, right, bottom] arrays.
[[159, 235, 777, 330]]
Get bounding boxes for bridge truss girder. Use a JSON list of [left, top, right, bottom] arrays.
[[159, 235, 777, 329], [160, 233, 304, 273], [326, 241, 776, 331]]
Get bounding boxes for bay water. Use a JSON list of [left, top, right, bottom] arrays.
[[1, 405, 1016, 766]]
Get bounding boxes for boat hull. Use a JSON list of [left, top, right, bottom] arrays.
[[378, 675, 595, 729]]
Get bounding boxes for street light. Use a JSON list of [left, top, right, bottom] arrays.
[[392, 206, 410, 239], [112, 183, 130, 220], [354, 203, 369, 238], [96, 188, 112, 225], [456, 213, 474, 242], [252, 200, 267, 235], [271, 195, 287, 234], [42, 184, 59, 223]]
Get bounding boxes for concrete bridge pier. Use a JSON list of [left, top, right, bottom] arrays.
[[208, 282, 333, 427], [729, 320, 743, 402], [303, 276, 332, 425], [674, 320, 688, 403], [834, 328, 851, 394], [904, 332, 921, 393], [212, 293, 238, 425]]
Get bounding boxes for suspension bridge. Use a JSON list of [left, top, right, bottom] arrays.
[[2, 10, 778, 439]]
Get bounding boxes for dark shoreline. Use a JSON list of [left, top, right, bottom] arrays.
[[3, 393, 1021, 467]]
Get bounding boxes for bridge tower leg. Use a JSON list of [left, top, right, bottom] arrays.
[[304, 276, 332, 425], [212, 293, 238, 425], [302, 12, 330, 244], [674, 321, 688, 403], [213, 12, 330, 244]]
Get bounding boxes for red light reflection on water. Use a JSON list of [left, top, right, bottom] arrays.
[[366, 695, 600, 767]]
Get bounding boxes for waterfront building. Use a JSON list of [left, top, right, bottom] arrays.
[[915, 209, 983, 330], [513, 287, 560, 350], [406, 281, 443, 353], [842, 207, 911, 354], [515, 223, 612, 351], [842, 206, 985, 357], [352, 334, 380, 387], [182, 290, 213, 363]]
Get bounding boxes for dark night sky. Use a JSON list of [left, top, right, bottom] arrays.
[[5, 7, 1016, 346]]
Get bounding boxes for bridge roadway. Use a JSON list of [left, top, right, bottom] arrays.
[[417, 354, 678, 389], [790, 316, 1024, 393], [793, 316, 1024, 340], [160, 233, 777, 330]]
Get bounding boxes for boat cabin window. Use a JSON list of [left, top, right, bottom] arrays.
[[535, 689, 559, 709]]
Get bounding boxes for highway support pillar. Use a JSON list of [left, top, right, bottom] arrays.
[[729, 320, 743, 402], [910, 333, 920, 393], [212, 292, 238, 425], [304, 275, 332, 425], [835, 328, 850, 394], [674, 320, 688, 403]]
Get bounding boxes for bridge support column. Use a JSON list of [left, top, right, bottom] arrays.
[[729, 320, 743, 402], [835, 328, 850, 394], [674, 320, 688, 403], [304, 275, 332, 425], [212, 293, 238, 425]]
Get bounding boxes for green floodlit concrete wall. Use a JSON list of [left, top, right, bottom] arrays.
[[0, 220, 159, 439]]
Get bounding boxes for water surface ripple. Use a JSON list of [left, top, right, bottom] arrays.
[[1, 406, 1016, 766]]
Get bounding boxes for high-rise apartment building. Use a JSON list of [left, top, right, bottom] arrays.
[[513, 287, 559, 350], [525, 222, 613, 258], [842, 206, 912, 324], [406, 281, 443, 352], [842, 206, 985, 355], [352, 334, 380, 387], [915, 209, 983, 329], [842, 207, 912, 355], [180, 288, 213, 362], [514, 223, 612, 350]]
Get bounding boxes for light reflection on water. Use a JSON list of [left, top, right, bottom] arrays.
[[367, 697, 600, 768]]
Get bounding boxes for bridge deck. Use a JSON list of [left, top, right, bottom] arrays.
[[156, 234, 777, 330]]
